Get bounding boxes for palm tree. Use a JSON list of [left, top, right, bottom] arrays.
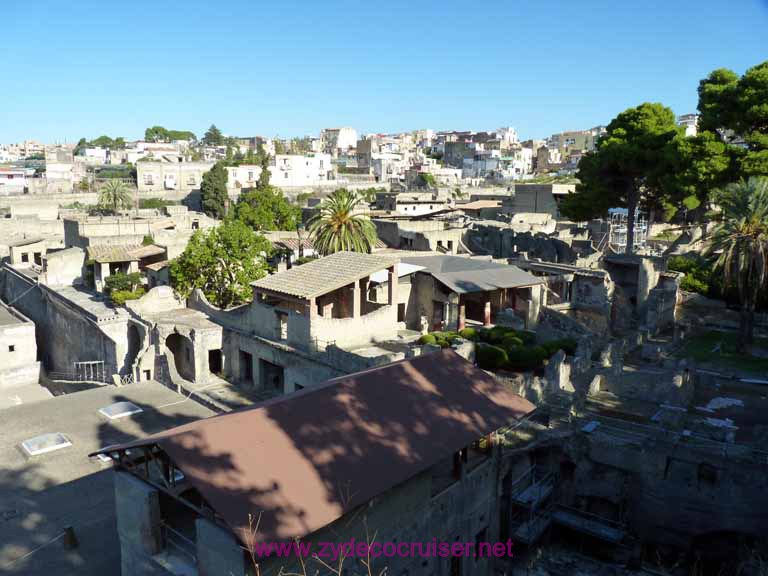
[[708, 177, 768, 352], [307, 188, 378, 255], [98, 179, 133, 214]]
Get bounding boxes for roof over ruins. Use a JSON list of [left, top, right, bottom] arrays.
[[86, 244, 165, 263], [94, 350, 535, 544], [251, 251, 399, 299], [403, 254, 544, 294]]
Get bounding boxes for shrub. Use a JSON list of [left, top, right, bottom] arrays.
[[501, 335, 524, 351], [104, 271, 143, 293], [458, 327, 478, 341], [476, 344, 509, 370], [518, 330, 537, 345], [680, 275, 709, 295], [507, 346, 548, 372], [111, 287, 145, 305], [419, 334, 437, 345], [542, 338, 578, 356]]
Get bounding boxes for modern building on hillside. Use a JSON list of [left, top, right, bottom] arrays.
[[226, 153, 332, 189], [136, 161, 215, 193], [95, 350, 535, 576], [320, 127, 358, 154]]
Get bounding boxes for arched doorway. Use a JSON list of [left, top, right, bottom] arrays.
[[165, 333, 195, 381]]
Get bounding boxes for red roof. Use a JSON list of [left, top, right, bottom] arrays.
[[96, 350, 534, 544]]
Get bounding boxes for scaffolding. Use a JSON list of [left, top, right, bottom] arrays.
[[608, 208, 647, 253]]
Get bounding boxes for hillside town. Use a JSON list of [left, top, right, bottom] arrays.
[[1, 12, 768, 574]]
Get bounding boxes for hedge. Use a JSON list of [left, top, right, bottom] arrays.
[[476, 344, 509, 370]]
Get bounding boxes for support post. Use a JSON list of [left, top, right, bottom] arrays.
[[458, 294, 466, 331]]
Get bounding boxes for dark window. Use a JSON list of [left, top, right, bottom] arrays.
[[397, 303, 405, 322], [8, 345, 15, 352], [21, 253, 29, 263]]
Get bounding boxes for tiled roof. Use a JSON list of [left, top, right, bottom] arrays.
[[86, 244, 141, 263], [252, 251, 399, 299], [86, 244, 165, 263]]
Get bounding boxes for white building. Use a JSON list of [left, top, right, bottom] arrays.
[[227, 153, 333, 188], [496, 127, 519, 147], [677, 114, 699, 137], [320, 127, 357, 154], [0, 168, 26, 193], [82, 147, 109, 165]]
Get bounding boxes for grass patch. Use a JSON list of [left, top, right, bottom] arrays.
[[676, 330, 768, 374]]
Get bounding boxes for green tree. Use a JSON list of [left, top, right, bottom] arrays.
[[203, 124, 224, 146], [98, 180, 133, 213], [289, 137, 311, 154], [697, 61, 768, 177], [145, 126, 170, 142], [167, 130, 196, 141], [169, 219, 271, 308], [661, 130, 735, 220], [74, 137, 88, 155], [200, 162, 229, 219], [307, 189, 378, 255], [560, 103, 680, 253], [235, 186, 300, 231], [273, 138, 287, 154], [708, 177, 768, 351], [257, 145, 271, 190]]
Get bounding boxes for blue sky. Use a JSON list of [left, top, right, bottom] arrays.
[[2, 0, 767, 143]]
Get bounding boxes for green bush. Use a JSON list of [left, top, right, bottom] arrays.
[[104, 271, 143, 293], [518, 330, 537, 345], [419, 334, 437, 345], [542, 338, 579, 356], [680, 275, 709, 295], [507, 346, 548, 372], [458, 327, 478, 341], [111, 287, 145, 305], [501, 335, 524, 351], [668, 255, 711, 296], [476, 344, 509, 370], [139, 198, 177, 209], [481, 326, 515, 344]]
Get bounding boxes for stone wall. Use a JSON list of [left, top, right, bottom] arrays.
[[0, 265, 132, 377]]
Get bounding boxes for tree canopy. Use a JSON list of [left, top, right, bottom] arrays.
[[697, 61, 768, 177], [560, 102, 681, 252], [144, 126, 196, 142], [307, 189, 378, 255], [203, 124, 224, 146], [169, 219, 271, 309], [234, 186, 301, 231], [75, 135, 126, 153], [98, 180, 133, 214], [708, 177, 768, 351], [200, 162, 229, 219]]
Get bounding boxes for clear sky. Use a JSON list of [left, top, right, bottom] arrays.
[[2, 0, 767, 143]]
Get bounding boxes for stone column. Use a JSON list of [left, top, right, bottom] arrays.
[[387, 264, 398, 306], [483, 293, 492, 326], [308, 297, 317, 318], [352, 281, 361, 318], [458, 294, 466, 331]]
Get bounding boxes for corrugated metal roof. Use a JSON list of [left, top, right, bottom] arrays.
[[93, 350, 535, 544], [252, 251, 399, 299]]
